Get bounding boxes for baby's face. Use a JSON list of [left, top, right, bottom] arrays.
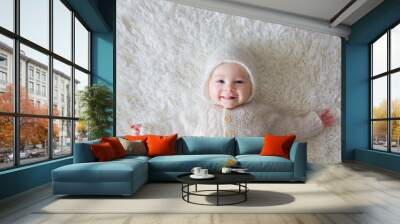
[[208, 63, 252, 109]]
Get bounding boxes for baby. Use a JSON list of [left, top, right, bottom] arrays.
[[192, 44, 334, 140], [207, 62, 253, 110]]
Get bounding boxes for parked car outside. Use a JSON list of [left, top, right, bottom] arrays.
[[7, 150, 32, 160]]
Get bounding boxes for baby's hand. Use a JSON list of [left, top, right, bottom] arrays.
[[318, 109, 335, 128]]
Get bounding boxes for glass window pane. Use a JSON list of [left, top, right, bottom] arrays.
[[372, 77, 387, 119], [372, 33, 387, 76], [74, 17, 89, 70], [391, 24, 400, 70], [0, 116, 14, 170], [53, 59, 72, 117], [0, 0, 14, 31], [391, 72, 400, 118], [75, 120, 88, 143], [372, 121, 388, 151], [391, 120, 400, 153], [53, 119, 72, 158], [53, 0, 72, 60], [74, 69, 89, 118], [20, 44, 49, 115], [20, 117, 49, 165], [20, 0, 49, 49], [0, 34, 14, 112]]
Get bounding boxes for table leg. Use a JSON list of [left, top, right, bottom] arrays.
[[217, 184, 219, 206], [187, 184, 190, 202], [245, 183, 247, 201], [181, 184, 183, 199]]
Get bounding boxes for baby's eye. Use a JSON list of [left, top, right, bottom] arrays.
[[216, 80, 225, 84], [235, 80, 243, 84]]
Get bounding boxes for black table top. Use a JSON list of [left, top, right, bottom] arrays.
[[177, 172, 255, 185]]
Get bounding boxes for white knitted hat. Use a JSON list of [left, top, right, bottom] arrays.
[[203, 44, 257, 103]]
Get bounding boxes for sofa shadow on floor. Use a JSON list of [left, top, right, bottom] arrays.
[[57, 188, 296, 207], [204, 190, 295, 207]]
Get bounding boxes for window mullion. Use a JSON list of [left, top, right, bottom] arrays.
[[370, 45, 373, 149], [71, 10, 76, 154], [13, 0, 20, 167], [388, 30, 391, 152], [49, 0, 53, 160]]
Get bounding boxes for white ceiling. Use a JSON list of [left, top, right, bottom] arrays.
[[226, 0, 384, 26], [227, 0, 352, 23], [168, 0, 384, 38]]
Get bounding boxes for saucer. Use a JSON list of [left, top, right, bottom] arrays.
[[190, 174, 215, 179], [232, 170, 249, 174]]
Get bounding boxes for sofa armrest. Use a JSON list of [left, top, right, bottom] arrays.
[[73, 140, 100, 163], [289, 142, 307, 181]]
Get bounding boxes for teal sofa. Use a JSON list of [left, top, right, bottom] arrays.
[[52, 136, 307, 196]]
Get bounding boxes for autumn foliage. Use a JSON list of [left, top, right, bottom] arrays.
[[0, 84, 59, 150], [372, 99, 400, 142]]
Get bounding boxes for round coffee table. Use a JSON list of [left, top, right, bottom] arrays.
[[177, 173, 255, 206]]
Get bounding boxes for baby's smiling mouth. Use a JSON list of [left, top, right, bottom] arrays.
[[219, 95, 237, 100]]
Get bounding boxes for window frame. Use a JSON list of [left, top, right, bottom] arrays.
[[0, 0, 92, 171], [370, 21, 400, 154]]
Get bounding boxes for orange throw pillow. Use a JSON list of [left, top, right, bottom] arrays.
[[101, 137, 127, 158], [124, 135, 148, 142], [146, 134, 178, 157], [259, 134, 296, 159], [91, 142, 117, 161]]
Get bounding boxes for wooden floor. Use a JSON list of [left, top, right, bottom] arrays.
[[1, 162, 400, 224]]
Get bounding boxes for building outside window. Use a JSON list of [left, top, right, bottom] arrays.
[[0, 71, 6, 84], [35, 70, 40, 81], [54, 89, 58, 104], [0, 54, 7, 88], [35, 83, 40, 95], [29, 66, 34, 79], [41, 85, 46, 97], [28, 81, 34, 94], [0, 54, 7, 67], [41, 73, 46, 83]]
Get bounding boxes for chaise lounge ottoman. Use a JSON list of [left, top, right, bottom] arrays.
[[52, 141, 149, 196]]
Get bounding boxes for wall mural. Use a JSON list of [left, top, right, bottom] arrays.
[[116, 0, 341, 163]]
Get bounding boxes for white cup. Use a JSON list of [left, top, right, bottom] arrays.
[[191, 167, 202, 176], [221, 167, 232, 174], [200, 169, 208, 176]]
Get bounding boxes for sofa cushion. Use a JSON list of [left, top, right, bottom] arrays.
[[115, 155, 150, 163], [259, 134, 296, 159], [236, 155, 293, 172], [119, 138, 147, 156], [101, 137, 127, 158], [91, 142, 118, 161], [148, 154, 235, 172], [178, 136, 235, 155], [52, 159, 147, 183], [147, 134, 178, 157], [236, 137, 263, 155]]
